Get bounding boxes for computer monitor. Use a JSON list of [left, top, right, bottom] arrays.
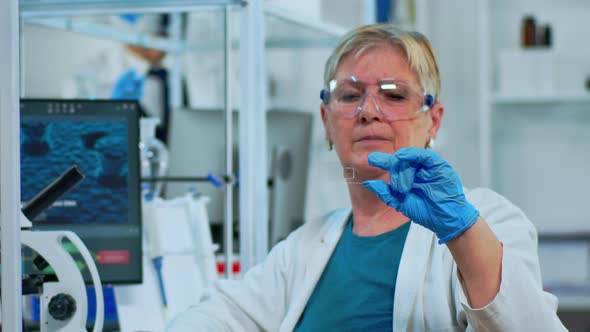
[[166, 108, 313, 246], [20, 99, 142, 284]]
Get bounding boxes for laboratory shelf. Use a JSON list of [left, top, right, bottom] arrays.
[[556, 294, 590, 311], [557, 296, 590, 311], [544, 283, 590, 310], [264, 3, 345, 48], [539, 233, 590, 242], [24, 17, 184, 53], [264, 3, 349, 42], [492, 92, 590, 105], [23, 4, 345, 52], [20, 0, 244, 17]]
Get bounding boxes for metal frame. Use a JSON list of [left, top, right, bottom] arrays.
[[20, 0, 244, 17], [240, 0, 268, 270], [223, 6, 234, 278], [23, 2, 344, 55], [169, 13, 183, 108], [0, 0, 23, 330], [25, 17, 185, 53], [24, 17, 339, 53]]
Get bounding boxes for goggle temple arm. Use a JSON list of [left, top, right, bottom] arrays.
[[421, 94, 435, 111], [320, 89, 330, 105]]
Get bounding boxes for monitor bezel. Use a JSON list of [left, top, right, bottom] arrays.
[[20, 98, 143, 285]]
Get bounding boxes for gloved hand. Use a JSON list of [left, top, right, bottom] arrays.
[[362, 147, 479, 244], [111, 69, 145, 100]]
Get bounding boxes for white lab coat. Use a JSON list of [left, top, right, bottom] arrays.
[[166, 188, 567, 331]]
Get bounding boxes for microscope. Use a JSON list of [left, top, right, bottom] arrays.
[[14, 165, 104, 332]]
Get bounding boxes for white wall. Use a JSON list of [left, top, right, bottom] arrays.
[[22, 24, 121, 98], [425, 0, 482, 189]]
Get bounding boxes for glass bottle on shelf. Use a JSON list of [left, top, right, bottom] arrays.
[[521, 15, 537, 47]]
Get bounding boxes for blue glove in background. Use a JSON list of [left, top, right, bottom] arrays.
[[362, 147, 480, 244], [111, 69, 145, 100], [120, 14, 143, 25]]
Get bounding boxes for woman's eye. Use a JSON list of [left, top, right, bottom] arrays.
[[338, 91, 362, 102], [383, 92, 406, 102]]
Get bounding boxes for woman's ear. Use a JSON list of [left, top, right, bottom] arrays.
[[320, 103, 331, 141], [428, 102, 444, 140]]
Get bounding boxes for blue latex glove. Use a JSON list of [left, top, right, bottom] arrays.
[[120, 14, 143, 25], [111, 69, 145, 100], [362, 147, 480, 244]]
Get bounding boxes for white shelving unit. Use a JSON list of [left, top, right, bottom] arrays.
[[480, 0, 590, 233], [492, 93, 590, 105], [0, 1, 23, 332], [479, 0, 590, 313], [23, 4, 345, 54]]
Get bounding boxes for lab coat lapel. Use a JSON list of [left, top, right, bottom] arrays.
[[393, 222, 435, 331], [279, 209, 351, 332]]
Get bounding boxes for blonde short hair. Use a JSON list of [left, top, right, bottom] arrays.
[[324, 24, 441, 100]]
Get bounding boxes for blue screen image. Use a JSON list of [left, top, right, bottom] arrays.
[[21, 120, 129, 225]]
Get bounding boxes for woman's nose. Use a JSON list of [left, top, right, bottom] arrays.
[[357, 93, 383, 122]]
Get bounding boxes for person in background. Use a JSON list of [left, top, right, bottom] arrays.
[[60, 13, 170, 142], [166, 23, 566, 331], [111, 14, 171, 144]]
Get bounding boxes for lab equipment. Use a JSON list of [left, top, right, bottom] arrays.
[[363, 148, 480, 244], [151, 256, 167, 307], [143, 194, 218, 287], [111, 69, 145, 100], [140, 117, 169, 197], [18, 165, 104, 332], [166, 109, 313, 246], [20, 99, 142, 284], [320, 76, 435, 121], [114, 193, 217, 330]]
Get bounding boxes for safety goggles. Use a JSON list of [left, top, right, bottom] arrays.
[[320, 76, 435, 121]]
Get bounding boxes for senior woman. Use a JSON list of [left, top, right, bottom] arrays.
[[167, 24, 565, 331]]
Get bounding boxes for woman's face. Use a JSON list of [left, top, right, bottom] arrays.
[[321, 44, 444, 181]]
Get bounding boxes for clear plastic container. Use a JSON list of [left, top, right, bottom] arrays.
[[140, 118, 169, 197]]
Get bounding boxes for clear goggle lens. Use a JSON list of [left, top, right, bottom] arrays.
[[320, 77, 435, 121]]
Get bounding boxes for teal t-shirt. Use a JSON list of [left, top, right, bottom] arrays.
[[294, 218, 410, 331]]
